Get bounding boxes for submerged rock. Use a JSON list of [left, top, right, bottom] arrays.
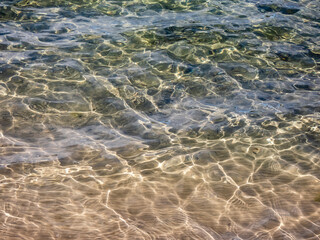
[[257, 0, 301, 14], [293, 81, 316, 91], [219, 62, 258, 81], [0, 6, 19, 21], [0, 110, 13, 130]]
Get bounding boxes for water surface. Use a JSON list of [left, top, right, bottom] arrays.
[[0, 0, 320, 239]]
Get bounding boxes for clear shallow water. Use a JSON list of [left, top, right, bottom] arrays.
[[0, 0, 320, 239]]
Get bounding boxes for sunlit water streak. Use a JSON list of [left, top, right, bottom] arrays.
[[0, 0, 320, 239]]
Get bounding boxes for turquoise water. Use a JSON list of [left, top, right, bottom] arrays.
[[0, 0, 320, 239]]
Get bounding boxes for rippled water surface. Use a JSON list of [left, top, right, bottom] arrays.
[[0, 0, 320, 239]]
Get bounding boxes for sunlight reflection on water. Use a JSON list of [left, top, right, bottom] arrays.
[[0, 0, 320, 239]]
